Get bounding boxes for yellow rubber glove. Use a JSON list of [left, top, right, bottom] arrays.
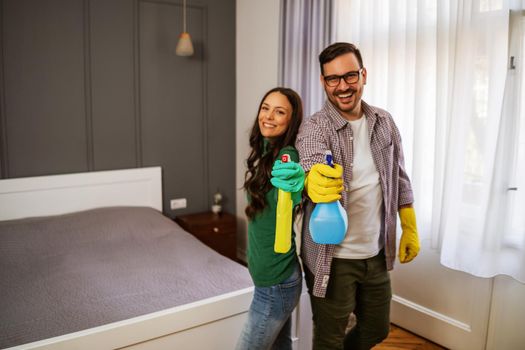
[[398, 207, 420, 263], [305, 163, 344, 203]]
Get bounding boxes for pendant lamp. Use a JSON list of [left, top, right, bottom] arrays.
[[175, 0, 194, 56]]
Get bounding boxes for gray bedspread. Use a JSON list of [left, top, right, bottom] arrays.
[[0, 207, 252, 348]]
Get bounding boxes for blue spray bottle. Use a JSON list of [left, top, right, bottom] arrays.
[[309, 151, 348, 244]]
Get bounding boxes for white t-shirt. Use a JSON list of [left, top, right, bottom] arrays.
[[334, 116, 384, 259]]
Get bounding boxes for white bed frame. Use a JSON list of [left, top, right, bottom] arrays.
[[0, 167, 163, 221], [0, 167, 254, 349]]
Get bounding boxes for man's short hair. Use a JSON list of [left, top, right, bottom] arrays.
[[319, 42, 364, 75]]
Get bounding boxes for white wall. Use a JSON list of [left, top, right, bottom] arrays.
[[235, 0, 281, 260], [486, 276, 525, 349]]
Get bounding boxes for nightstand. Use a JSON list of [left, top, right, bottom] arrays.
[[174, 211, 237, 261]]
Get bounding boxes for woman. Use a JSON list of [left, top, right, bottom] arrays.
[[236, 87, 305, 350]]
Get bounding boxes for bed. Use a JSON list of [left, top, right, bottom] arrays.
[[0, 167, 255, 350]]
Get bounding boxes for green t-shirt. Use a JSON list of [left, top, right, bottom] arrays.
[[247, 145, 301, 287]]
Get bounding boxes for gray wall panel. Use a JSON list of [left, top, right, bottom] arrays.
[[3, 0, 88, 177], [90, 0, 137, 170], [206, 0, 236, 212], [139, 1, 206, 213], [0, 0, 5, 179]]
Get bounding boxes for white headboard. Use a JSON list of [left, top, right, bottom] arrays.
[[0, 167, 162, 221]]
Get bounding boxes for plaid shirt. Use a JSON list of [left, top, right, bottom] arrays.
[[296, 100, 414, 298]]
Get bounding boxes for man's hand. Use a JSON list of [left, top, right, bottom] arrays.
[[305, 163, 344, 203], [398, 206, 420, 263], [270, 160, 305, 193]]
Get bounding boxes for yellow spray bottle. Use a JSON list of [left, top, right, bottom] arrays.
[[274, 154, 293, 253]]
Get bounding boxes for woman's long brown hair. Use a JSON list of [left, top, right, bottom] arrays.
[[243, 87, 303, 220]]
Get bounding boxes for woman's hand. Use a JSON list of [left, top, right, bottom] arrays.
[[271, 160, 305, 193]]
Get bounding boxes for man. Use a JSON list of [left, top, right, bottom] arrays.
[[296, 42, 420, 350]]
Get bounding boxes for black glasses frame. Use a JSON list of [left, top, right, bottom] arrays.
[[323, 68, 363, 87]]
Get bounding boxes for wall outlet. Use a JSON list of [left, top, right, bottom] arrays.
[[170, 198, 187, 210]]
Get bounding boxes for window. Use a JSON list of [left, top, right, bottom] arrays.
[[334, 0, 525, 280]]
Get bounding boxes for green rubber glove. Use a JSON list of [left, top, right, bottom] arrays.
[[398, 207, 420, 263], [305, 163, 344, 203], [271, 160, 305, 193]]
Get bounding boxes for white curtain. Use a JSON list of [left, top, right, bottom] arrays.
[[334, 0, 525, 282]]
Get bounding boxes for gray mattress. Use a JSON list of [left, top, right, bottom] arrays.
[[0, 207, 252, 349]]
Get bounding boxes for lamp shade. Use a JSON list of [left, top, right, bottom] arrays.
[[175, 32, 194, 56]]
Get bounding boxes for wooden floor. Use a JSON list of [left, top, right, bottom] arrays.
[[373, 324, 447, 350]]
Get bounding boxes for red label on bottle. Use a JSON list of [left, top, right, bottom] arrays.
[[281, 154, 290, 163]]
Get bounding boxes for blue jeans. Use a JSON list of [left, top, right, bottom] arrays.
[[236, 263, 302, 350]]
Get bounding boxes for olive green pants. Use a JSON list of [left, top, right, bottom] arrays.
[[305, 252, 392, 350]]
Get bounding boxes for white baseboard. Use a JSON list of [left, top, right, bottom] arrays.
[[392, 294, 471, 332]]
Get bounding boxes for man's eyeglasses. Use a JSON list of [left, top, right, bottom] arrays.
[[323, 69, 363, 87]]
